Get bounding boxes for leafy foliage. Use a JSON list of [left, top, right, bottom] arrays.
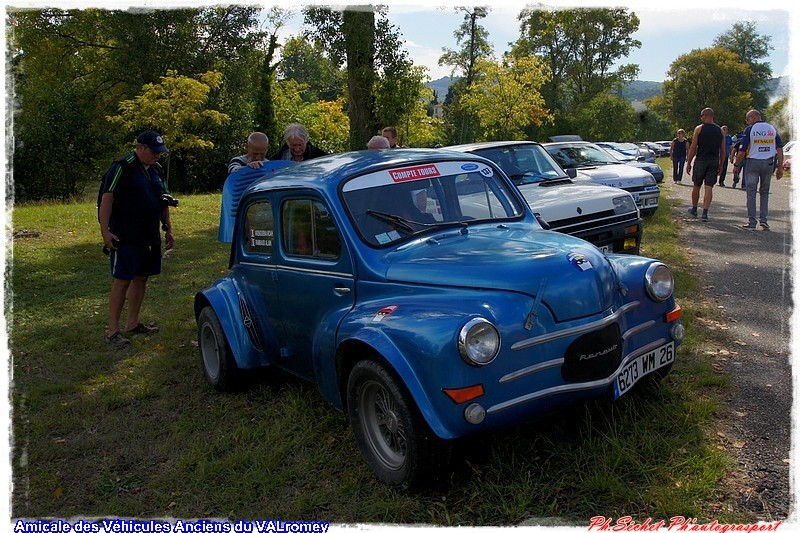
[[461, 57, 551, 141], [511, 7, 640, 140], [438, 7, 494, 144], [713, 22, 773, 111], [660, 48, 752, 131], [569, 93, 637, 142], [106, 70, 230, 190], [9, 7, 264, 200]]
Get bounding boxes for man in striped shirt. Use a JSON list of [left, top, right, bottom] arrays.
[[228, 132, 269, 174]]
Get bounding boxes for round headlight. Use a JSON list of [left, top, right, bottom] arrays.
[[645, 263, 674, 301], [458, 318, 500, 366], [612, 195, 636, 214]]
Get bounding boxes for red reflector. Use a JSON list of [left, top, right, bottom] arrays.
[[442, 384, 485, 404], [665, 304, 682, 322]]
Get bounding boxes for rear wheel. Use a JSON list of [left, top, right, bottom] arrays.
[[347, 358, 449, 489], [198, 306, 240, 391]]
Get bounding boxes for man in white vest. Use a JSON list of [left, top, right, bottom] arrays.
[[732, 109, 785, 230]]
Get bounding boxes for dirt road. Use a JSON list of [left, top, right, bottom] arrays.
[[663, 168, 793, 520]]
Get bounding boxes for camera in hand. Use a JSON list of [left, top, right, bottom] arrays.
[[102, 238, 120, 256], [161, 194, 179, 208]]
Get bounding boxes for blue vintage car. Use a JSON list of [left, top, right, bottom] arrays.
[[195, 149, 684, 489]]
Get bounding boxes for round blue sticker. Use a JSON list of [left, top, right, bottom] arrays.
[[461, 163, 479, 171]]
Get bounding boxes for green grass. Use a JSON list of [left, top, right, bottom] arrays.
[[9, 191, 748, 523]]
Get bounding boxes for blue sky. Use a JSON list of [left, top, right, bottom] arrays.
[[275, 1, 793, 83]]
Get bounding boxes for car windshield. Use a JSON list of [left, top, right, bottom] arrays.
[[342, 160, 525, 246], [546, 144, 621, 169], [468, 145, 569, 185]]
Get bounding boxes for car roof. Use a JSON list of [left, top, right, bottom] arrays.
[[444, 140, 542, 152], [543, 140, 593, 148], [246, 148, 490, 195]]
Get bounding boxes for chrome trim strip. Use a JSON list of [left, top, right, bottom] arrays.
[[499, 359, 563, 384], [510, 301, 639, 351], [488, 337, 668, 414], [622, 320, 654, 340], [277, 264, 354, 278]]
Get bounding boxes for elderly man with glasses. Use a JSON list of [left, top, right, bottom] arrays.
[[98, 130, 174, 349]]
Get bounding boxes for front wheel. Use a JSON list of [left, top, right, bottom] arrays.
[[198, 306, 240, 391], [347, 359, 449, 489]]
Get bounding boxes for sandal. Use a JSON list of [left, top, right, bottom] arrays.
[[125, 322, 159, 335]]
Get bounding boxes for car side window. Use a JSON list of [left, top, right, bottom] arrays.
[[454, 174, 509, 219], [282, 198, 342, 260], [243, 201, 274, 255]]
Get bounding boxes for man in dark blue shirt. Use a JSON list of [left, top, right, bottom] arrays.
[[98, 130, 174, 349]]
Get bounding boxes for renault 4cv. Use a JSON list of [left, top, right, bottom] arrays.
[[195, 149, 684, 489]]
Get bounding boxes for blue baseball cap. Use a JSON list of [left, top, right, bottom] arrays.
[[137, 130, 168, 153]]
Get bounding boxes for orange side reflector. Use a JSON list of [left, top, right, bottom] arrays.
[[442, 384, 485, 404], [665, 304, 682, 323]]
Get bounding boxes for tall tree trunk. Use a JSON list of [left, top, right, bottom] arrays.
[[343, 7, 378, 151], [255, 33, 280, 149]]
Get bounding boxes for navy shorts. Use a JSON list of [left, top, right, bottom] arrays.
[[692, 158, 718, 187], [109, 242, 162, 280]]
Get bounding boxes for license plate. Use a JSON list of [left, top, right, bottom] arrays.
[[632, 192, 640, 203], [614, 342, 674, 399]]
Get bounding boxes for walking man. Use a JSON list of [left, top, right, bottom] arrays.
[[686, 107, 725, 222], [732, 109, 784, 230], [717, 125, 732, 186], [98, 130, 174, 349]]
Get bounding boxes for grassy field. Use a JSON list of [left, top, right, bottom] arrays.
[[9, 186, 747, 524]]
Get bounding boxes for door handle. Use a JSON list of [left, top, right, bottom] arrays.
[[334, 286, 351, 295]]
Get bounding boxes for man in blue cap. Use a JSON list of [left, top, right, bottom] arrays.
[[98, 130, 174, 349]]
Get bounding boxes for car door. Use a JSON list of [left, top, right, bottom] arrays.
[[272, 193, 356, 380], [232, 197, 284, 361]]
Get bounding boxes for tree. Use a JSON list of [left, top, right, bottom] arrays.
[[438, 6, 494, 144], [278, 36, 343, 101], [460, 57, 551, 141], [9, 7, 264, 199], [765, 96, 792, 142], [713, 22, 773, 111], [660, 48, 752, 132], [303, 5, 410, 150], [272, 79, 350, 153], [511, 7, 640, 140], [570, 93, 637, 141], [253, 7, 293, 147], [106, 70, 230, 191]]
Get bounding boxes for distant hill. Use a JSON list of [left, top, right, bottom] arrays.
[[426, 76, 459, 102], [617, 80, 662, 101], [426, 75, 790, 104]]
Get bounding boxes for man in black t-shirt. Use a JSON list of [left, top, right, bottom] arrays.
[[98, 130, 174, 349], [685, 108, 726, 222]]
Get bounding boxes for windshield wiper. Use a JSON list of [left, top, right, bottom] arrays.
[[366, 209, 417, 234], [367, 210, 469, 236]]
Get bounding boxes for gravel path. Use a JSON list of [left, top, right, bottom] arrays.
[[663, 170, 793, 521]]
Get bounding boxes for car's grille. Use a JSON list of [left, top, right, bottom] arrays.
[[561, 323, 622, 382], [547, 209, 639, 235]]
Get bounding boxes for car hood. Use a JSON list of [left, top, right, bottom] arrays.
[[518, 182, 626, 222], [572, 163, 649, 188], [381, 226, 618, 322]]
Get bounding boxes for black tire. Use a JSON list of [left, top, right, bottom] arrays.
[[346, 358, 449, 489], [198, 306, 240, 391]]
